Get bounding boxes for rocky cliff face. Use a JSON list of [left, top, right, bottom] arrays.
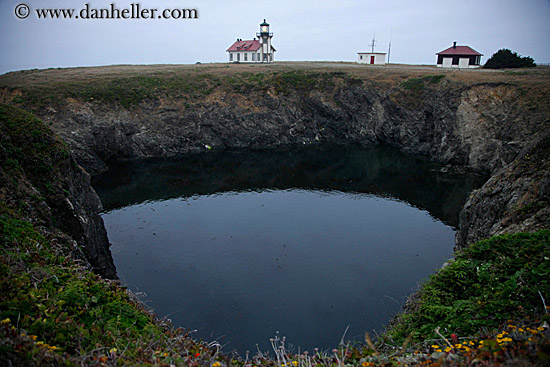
[[0, 104, 116, 279], [1, 67, 548, 249], [456, 134, 550, 248], [37, 78, 537, 176]]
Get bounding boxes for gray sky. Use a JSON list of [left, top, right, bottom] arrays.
[[1, 0, 549, 74]]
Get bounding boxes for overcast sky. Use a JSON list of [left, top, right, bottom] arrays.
[[1, 0, 549, 74]]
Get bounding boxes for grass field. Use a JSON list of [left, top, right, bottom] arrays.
[[2, 61, 550, 90]]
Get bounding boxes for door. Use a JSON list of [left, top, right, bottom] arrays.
[[370, 56, 375, 64]]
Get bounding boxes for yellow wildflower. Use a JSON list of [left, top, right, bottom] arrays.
[[444, 346, 452, 353], [431, 344, 440, 349], [47, 345, 58, 351], [212, 362, 222, 367], [109, 348, 117, 354], [37, 341, 44, 346], [29, 334, 37, 340], [0, 318, 10, 325], [292, 361, 299, 366]]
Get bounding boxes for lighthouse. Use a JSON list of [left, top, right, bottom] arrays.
[[256, 19, 274, 62], [226, 19, 276, 63]]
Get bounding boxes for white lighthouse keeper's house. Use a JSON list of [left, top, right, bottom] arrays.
[[227, 19, 276, 63]]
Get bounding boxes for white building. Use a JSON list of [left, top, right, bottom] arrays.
[[357, 52, 386, 65], [227, 19, 276, 63], [436, 42, 482, 68]]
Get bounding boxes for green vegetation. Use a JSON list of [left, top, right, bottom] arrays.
[[269, 71, 359, 94], [12, 73, 223, 109], [0, 104, 69, 177], [401, 75, 446, 93], [7, 70, 364, 110], [484, 49, 536, 69], [0, 104, 72, 223], [387, 230, 550, 344]]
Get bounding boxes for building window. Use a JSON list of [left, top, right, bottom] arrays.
[[237, 53, 240, 61], [452, 56, 459, 65], [257, 53, 260, 61], [360, 55, 363, 60], [230, 53, 233, 61], [244, 53, 248, 61], [252, 53, 255, 61]]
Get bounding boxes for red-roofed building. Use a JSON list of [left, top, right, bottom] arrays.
[[227, 19, 276, 63], [436, 42, 482, 68]]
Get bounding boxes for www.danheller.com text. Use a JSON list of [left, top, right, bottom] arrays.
[[15, 3, 198, 20]]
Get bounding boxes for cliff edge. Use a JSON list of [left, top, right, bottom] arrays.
[[0, 104, 116, 279]]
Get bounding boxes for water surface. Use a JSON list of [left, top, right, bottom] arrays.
[[92, 144, 485, 354]]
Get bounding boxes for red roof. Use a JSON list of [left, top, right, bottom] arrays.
[[437, 45, 482, 56], [226, 39, 262, 52]]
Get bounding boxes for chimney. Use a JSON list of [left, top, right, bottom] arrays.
[[453, 41, 457, 48]]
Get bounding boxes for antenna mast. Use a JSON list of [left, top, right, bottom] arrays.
[[370, 30, 376, 53], [388, 27, 392, 64]]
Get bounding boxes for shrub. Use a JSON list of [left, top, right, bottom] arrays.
[[387, 230, 550, 343], [484, 49, 536, 69]]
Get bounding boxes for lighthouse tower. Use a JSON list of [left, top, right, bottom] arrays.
[[256, 19, 274, 62]]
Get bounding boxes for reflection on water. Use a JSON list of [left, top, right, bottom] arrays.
[[92, 144, 486, 355]]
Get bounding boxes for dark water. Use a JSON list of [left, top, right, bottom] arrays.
[[92, 144, 485, 355]]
